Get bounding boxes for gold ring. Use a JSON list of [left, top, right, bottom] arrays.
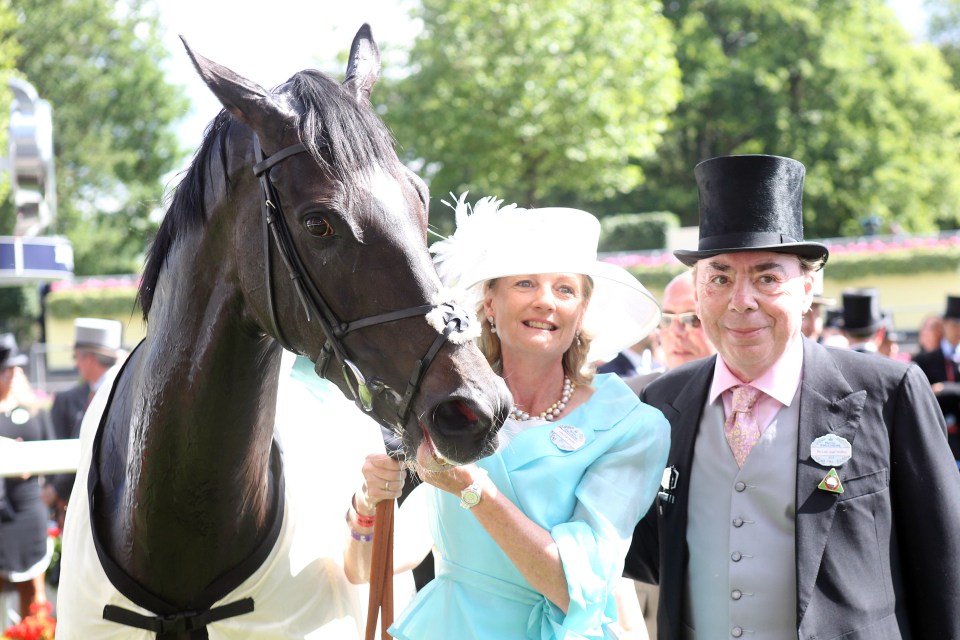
[[385, 480, 390, 491]]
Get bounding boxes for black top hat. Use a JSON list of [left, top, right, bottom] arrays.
[[0, 333, 28, 369], [824, 308, 844, 329], [674, 155, 830, 267], [841, 289, 884, 335], [944, 295, 960, 321]]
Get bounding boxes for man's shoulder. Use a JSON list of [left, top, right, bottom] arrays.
[[642, 357, 713, 401], [52, 382, 89, 405], [808, 341, 914, 384], [912, 348, 943, 370], [622, 369, 664, 395]]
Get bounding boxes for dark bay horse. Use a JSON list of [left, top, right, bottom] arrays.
[[58, 25, 509, 639]]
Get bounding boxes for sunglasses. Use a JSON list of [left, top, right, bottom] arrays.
[[659, 312, 701, 330]]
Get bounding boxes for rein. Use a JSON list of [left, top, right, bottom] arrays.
[[365, 499, 395, 640], [251, 135, 469, 433]]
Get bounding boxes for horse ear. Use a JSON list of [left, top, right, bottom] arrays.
[[343, 23, 381, 102], [180, 36, 292, 140]]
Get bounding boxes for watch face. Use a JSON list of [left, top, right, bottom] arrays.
[[460, 485, 481, 508]]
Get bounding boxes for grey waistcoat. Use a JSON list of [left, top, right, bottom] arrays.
[[681, 387, 801, 640]]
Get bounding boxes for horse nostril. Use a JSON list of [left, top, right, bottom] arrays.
[[453, 399, 478, 423], [425, 397, 499, 464], [431, 399, 480, 436]]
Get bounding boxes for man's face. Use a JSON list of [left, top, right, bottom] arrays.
[[695, 252, 813, 382], [658, 273, 715, 369], [945, 318, 960, 347], [74, 349, 97, 384]]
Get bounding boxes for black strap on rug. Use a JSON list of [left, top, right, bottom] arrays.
[[103, 597, 254, 639]]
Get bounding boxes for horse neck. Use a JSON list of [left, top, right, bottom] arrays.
[[118, 239, 283, 598]]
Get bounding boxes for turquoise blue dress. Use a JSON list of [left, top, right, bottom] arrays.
[[389, 373, 670, 639]]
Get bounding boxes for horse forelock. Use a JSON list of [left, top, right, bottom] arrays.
[[289, 69, 400, 196]]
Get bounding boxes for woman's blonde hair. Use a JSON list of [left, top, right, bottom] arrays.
[[477, 276, 596, 387]]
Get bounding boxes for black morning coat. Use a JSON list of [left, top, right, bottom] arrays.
[[625, 337, 960, 640]]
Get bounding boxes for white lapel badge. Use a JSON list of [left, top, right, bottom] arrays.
[[550, 425, 586, 452], [810, 433, 852, 467]]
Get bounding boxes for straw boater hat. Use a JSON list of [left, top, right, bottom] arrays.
[[430, 194, 661, 363], [674, 154, 829, 267], [74, 318, 123, 357], [0, 333, 28, 369]]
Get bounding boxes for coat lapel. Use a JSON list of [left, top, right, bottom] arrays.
[[794, 339, 866, 623]]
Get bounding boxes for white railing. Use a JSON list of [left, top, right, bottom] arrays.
[[0, 437, 80, 477]]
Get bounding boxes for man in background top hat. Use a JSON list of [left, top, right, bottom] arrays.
[[839, 288, 887, 354], [913, 295, 960, 460], [624, 154, 960, 639], [43, 318, 124, 530]]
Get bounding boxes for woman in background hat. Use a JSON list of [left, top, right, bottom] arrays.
[[344, 195, 670, 639], [0, 333, 53, 621]]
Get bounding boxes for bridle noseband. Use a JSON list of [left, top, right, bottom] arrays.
[[251, 135, 470, 433]]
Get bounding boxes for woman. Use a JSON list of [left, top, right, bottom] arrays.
[[344, 196, 670, 639], [0, 333, 52, 621]]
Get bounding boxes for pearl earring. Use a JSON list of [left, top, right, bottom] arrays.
[[575, 330, 582, 346], [488, 317, 497, 334]]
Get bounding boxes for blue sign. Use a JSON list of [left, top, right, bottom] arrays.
[[0, 236, 73, 285]]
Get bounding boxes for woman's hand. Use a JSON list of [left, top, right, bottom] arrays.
[[357, 453, 404, 514], [416, 460, 489, 498], [414, 438, 489, 495]]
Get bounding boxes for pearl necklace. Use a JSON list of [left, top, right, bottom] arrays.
[[510, 377, 574, 422]]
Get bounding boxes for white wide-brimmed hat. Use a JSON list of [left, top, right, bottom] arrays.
[[430, 194, 661, 363]]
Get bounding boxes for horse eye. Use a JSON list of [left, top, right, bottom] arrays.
[[305, 216, 335, 237]]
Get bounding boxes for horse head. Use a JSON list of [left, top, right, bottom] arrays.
[[178, 25, 510, 466]]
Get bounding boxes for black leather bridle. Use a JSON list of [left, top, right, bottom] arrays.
[[251, 135, 470, 433]]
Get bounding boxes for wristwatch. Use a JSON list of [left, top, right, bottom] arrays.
[[459, 481, 483, 509]]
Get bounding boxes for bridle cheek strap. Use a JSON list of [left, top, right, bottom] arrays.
[[251, 135, 470, 431]]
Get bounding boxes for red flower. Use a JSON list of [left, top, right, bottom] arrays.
[[2, 602, 56, 640]]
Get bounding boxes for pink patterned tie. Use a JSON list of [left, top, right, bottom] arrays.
[[725, 385, 763, 468]]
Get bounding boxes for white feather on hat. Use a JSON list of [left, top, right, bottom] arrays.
[[429, 194, 661, 362]]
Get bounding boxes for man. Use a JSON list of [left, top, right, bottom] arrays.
[[625, 154, 960, 639], [800, 269, 834, 343], [44, 318, 123, 522], [916, 313, 944, 354], [913, 295, 960, 460], [838, 288, 887, 354], [625, 271, 716, 395]]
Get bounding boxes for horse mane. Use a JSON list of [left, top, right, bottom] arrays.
[[137, 69, 399, 318]]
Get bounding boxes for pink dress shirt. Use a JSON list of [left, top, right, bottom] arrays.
[[708, 335, 805, 433]]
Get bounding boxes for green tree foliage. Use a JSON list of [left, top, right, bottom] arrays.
[[622, 0, 960, 237], [927, 0, 960, 87], [0, 0, 19, 210], [9, 0, 187, 274], [378, 0, 681, 228]]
